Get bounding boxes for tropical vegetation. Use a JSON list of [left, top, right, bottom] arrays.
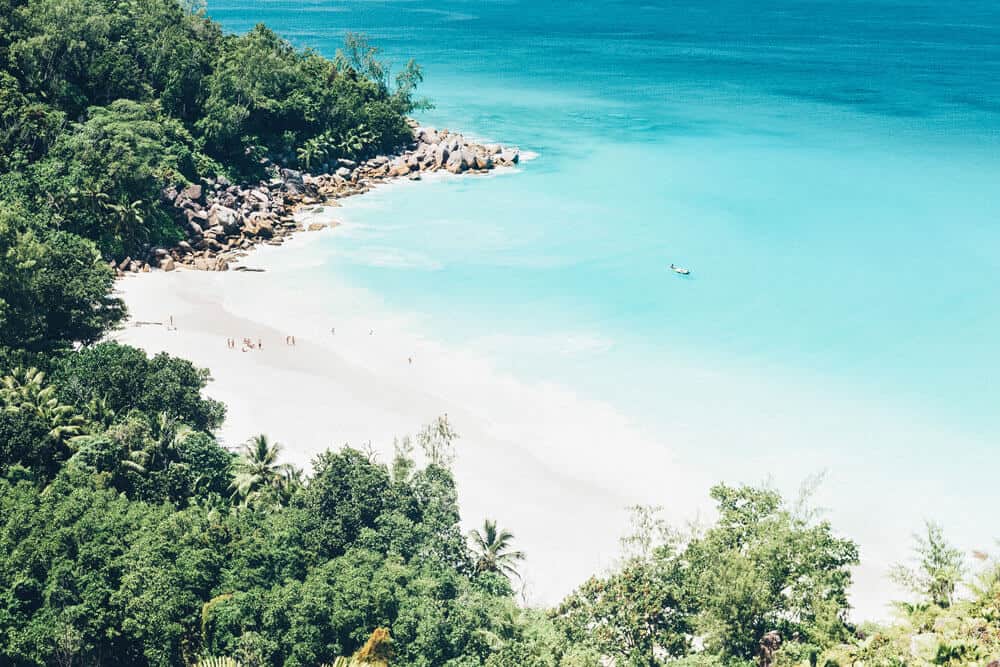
[[0, 1, 997, 666]]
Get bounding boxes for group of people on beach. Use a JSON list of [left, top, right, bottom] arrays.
[[220, 328, 415, 365], [225, 335, 294, 349], [227, 337, 263, 352]]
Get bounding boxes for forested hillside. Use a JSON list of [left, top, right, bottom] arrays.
[[1, 0, 420, 353], [0, 1, 997, 666]]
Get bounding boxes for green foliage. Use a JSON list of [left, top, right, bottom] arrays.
[[0, 2, 421, 368], [2, 4, 996, 664], [229, 434, 299, 508], [0, 71, 65, 170], [38, 98, 195, 256], [0, 366, 87, 479], [53, 342, 225, 432], [553, 488, 860, 667], [554, 555, 691, 665], [196, 25, 416, 171], [892, 521, 966, 610], [469, 519, 526, 581], [684, 484, 860, 662], [0, 202, 124, 352]]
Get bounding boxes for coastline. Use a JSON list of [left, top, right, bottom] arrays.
[[111, 203, 711, 605], [112, 121, 522, 276]]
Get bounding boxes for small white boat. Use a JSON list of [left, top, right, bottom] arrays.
[[669, 263, 691, 276]]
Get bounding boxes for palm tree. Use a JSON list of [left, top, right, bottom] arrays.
[[147, 412, 194, 469], [229, 434, 298, 506], [1, 367, 87, 452], [296, 141, 320, 171], [468, 519, 526, 580], [83, 396, 116, 431]]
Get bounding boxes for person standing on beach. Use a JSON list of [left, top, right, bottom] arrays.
[[258, 338, 262, 350]]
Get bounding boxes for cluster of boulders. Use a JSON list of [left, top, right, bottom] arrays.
[[114, 125, 521, 275], [366, 127, 520, 178]]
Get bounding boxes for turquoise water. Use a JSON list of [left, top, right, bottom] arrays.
[[211, 0, 1000, 610]]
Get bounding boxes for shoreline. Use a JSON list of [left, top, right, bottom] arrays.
[[112, 121, 522, 276], [111, 200, 711, 607]]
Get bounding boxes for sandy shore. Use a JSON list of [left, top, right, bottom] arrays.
[[110, 204, 984, 620], [112, 218, 709, 605]]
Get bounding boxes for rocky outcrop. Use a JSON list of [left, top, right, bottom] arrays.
[[118, 123, 522, 275], [364, 126, 520, 180]]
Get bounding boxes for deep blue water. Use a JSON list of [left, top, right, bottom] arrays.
[[209, 0, 1000, 613]]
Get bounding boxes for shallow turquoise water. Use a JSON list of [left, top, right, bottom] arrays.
[[210, 0, 1000, 607]]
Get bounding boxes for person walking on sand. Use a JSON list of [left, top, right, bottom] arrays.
[[258, 338, 262, 350], [331, 327, 335, 335], [408, 357, 412, 365]]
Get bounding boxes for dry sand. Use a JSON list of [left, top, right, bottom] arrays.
[[112, 223, 708, 605]]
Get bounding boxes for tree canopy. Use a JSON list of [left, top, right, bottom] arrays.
[[0, 1, 996, 665]]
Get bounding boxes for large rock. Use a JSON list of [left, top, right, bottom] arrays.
[[433, 145, 450, 169], [281, 169, 306, 195], [208, 205, 240, 234], [160, 257, 176, 271], [474, 153, 493, 170], [245, 213, 274, 239], [179, 183, 203, 202], [192, 256, 229, 271], [417, 128, 440, 145], [335, 166, 352, 178], [445, 135, 463, 153], [388, 161, 411, 177], [445, 150, 471, 174]]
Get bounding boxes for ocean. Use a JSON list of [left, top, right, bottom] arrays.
[[207, 0, 1000, 618]]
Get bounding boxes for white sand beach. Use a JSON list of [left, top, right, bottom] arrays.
[[112, 204, 992, 619], [112, 221, 711, 605]]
